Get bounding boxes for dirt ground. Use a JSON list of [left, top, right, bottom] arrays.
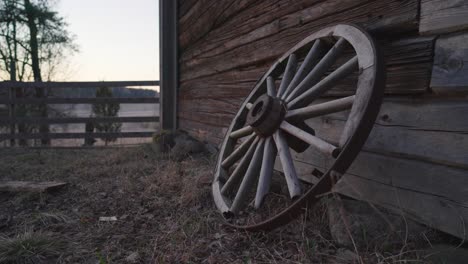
[[0, 145, 458, 263]]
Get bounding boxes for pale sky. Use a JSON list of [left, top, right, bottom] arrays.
[[57, 0, 159, 82]]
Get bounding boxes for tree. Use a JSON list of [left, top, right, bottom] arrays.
[[0, 0, 77, 146], [92, 87, 122, 146]]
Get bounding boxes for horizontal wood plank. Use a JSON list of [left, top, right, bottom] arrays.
[[0, 97, 159, 105], [420, 0, 468, 35], [0, 132, 155, 140], [286, 97, 468, 239], [0, 181, 67, 193], [302, 97, 468, 169], [0, 81, 159, 89], [335, 173, 468, 240], [181, 0, 418, 67], [431, 32, 468, 93], [0, 116, 159, 125]]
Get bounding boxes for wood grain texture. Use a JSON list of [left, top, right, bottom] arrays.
[[303, 97, 468, 169], [178, 0, 430, 143], [335, 173, 468, 240], [180, 0, 419, 82], [420, 0, 468, 35], [286, 97, 468, 239], [431, 32, 468, 93]]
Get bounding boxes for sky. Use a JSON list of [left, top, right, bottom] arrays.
[[57, 0, 159, 82]]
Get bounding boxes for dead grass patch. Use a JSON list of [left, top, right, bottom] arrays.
[[0, 231, 66, 263], [0, 145, 455, 263]]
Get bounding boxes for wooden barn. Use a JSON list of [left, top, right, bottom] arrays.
[[159, 0, 468, 239]]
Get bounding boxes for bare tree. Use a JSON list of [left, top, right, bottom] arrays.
[[0, 0, 77, 145]]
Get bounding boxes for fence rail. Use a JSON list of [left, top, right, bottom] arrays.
[[0, 97, 159, 104], [0, 116, 159, 125], [0, 80, 160, 89], [0, 132, 155, 140], [0, 80, 160, 147]]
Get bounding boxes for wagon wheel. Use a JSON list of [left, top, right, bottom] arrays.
[[212, 24, 385, 231]]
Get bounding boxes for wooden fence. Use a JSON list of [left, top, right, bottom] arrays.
[[0, 81, 160, 145]]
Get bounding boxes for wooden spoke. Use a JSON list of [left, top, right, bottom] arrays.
[[288, 56, 358, 109], [267, 76, 277, 97], [246, 103, 253, 110], [230, 126, 254, 139], [221, 137, 260, 195], [230, 139, 265, 214], [280, 121, 340, 158], [285, 37, 348, 103], [277, 54, 298, 97], [222, 134, 256, 169], [254, 137, 277, 209], [273, 131, 302, 199], [286, 95, 355, 121], [281, 39, 324, 100]]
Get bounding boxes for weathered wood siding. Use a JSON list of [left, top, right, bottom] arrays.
[[178, 0, 468, 239], [178, 0, 432, 143]]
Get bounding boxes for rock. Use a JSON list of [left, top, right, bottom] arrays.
[[203, 142, 218, 156], [152, 130, 177, 153], [171, 132, 205, 160], [327, 198, 427, 250], [125, 252, 140, 263], [152, 130, 207, 160]]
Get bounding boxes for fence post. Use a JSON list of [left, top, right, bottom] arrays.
[[8, 85, 15, 147], [159, 0, 178, 131], [8, 61, 16, 146]]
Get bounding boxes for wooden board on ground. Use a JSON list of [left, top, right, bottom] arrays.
[[431, 32, 468, 93], [420, 0, 468, 35], [0, 181, 67, 193]]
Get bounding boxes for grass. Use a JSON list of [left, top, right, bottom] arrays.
[[0, 144, 456, 263], [27, 212, 73, 226], [0, 231, 65, 264]]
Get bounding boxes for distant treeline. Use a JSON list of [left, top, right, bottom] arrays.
[[53, 87, 159, 98]]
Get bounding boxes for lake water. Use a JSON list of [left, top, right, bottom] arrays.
[[50, 103, 159, 146]]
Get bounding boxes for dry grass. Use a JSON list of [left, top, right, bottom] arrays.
[[0, 230, 66, 263], [0, 145, 452, 263]]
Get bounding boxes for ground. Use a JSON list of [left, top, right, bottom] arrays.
[[0, 145, 459, 263]]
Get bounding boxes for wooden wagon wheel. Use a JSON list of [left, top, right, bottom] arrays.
[[212, 24, 385, 231]]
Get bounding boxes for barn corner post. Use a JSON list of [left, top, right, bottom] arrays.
[[159, 0, 178, 132]]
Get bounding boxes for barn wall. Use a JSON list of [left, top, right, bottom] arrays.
[[178, 0, 468, 239]]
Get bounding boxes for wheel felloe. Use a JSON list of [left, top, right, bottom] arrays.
[[213, 24, 385, 231]]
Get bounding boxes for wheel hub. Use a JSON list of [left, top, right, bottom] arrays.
[[247, 94, 286, 137]]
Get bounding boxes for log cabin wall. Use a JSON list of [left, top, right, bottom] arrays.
[[177, 0, 468, 239]]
